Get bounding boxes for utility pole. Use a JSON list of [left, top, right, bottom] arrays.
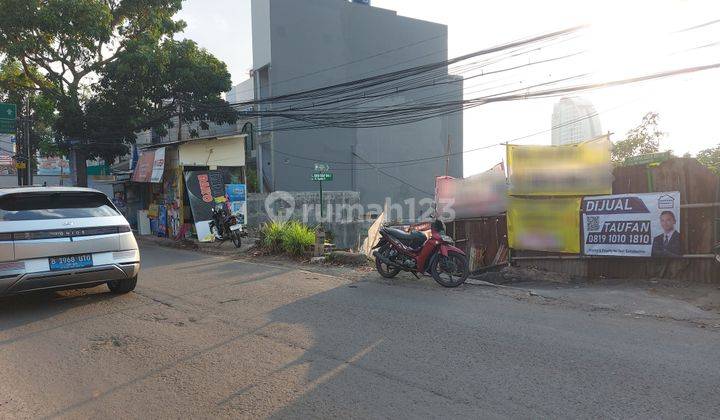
[[445, 134, 451, 177], [177, 104, 183, 142], [24, 95, 32, 186]]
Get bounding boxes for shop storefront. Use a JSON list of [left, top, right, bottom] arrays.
[[128, 135, 247, 241]]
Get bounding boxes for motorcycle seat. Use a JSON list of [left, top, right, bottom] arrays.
[[383, 227, 426, 244]]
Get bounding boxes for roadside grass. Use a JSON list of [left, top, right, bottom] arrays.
[[282, 221, 316, 256], [260, 221, 315, 256], [260, 221, 286, 253]]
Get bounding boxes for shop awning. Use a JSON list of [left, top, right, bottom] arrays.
[[132, 147, 166, 183]]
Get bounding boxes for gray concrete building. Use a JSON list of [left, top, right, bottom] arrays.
[[249, 0, 463, 211]]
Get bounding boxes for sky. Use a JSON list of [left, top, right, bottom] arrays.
[[177, 0, 720, 176]]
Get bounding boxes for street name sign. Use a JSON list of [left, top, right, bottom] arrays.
[[0, 103, 17, 134], [311, 172, 333, 181]]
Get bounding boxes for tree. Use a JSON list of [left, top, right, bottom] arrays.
[[0, 59, 58, 178], [611, 112, 666, 164], [0, 0, 237, 185], [87, 38, 238, 150], [696, 145, 720, 175]]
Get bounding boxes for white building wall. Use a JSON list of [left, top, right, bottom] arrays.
[[251, 0, 272, 69], [226, 78, 255, 108]]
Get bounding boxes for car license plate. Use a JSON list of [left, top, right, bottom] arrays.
[[49, 254, 93, 271], [230, 224, 243, 231]]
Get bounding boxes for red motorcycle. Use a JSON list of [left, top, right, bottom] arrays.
[[372, 219, 469, 287]]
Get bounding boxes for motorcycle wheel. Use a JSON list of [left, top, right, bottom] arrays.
[[210, 225, 223, 241], [430, 251, 469, 288], [231, 230, 242, 248], [375, 247, 401, 278]]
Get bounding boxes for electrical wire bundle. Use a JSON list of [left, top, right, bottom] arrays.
[[185, 20, 719, 137]]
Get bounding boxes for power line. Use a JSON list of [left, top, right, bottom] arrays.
[[44, 23, 720, 153], [352, 151, 434, 196], [250, 60, 720, 131], [203, 25, 586, 108], [228, 33, 449, 99], [271, 95, 641, 168]]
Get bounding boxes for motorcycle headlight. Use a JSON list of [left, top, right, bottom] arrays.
[[440, 234, 454, 244]]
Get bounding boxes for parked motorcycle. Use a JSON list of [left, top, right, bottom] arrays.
[[209, 204, 245, 248], [372, 219, 469, 287]]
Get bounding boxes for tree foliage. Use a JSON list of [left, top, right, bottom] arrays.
[[0, 59, 59, 158], [696, 144, 720, 175], [0, 0, 237, 183], [611, 112, 665, 164], [88, 38, 238, 148]]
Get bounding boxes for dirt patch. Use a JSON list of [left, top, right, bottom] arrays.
[[325, 251, 370, 267], [473, 266, 580, 285], [87, 334, 140, 351], [137, 312, 188, 327]]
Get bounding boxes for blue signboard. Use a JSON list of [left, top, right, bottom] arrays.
[[225, 184, 247, 224], [226, 184, 246, 202]]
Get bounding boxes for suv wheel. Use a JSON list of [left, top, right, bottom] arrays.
[[107, 276, 137, 294]]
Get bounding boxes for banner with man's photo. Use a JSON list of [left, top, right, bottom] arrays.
[[582, 191, 681, 257]]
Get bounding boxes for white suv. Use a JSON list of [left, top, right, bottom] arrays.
[[0, 187, 140, 297]]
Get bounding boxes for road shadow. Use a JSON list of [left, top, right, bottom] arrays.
[[213, 270, 496, 418], [0, 287, 117, 332], [139, 242, 209, 270]]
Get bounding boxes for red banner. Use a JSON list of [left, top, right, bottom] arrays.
[[132, 147, 165, 183]]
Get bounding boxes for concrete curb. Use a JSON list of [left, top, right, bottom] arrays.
[[136, 235, 258, 257]]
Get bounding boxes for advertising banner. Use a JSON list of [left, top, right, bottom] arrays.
[[132, 147, 165, 183], [132, 150, 154, 182], [158, 205, 167, 237], [150, 147, 165, 183], [507, 136, 612, 196], [582, 192, 681, 257], [37, 156, 71, 176], [435, 162, 507, 220], [184, 170, 226, 242], [507, 197, 581, 253], [225, 184, 247, 225]]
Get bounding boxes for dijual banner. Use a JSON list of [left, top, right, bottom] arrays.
[[582, 191, 681, 257], [184, 170, 227, 242], [507, 197, 581, 253], [507, 136, 612, 196]]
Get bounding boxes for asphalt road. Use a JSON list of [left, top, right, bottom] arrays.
[[1, 244, 719, 419]]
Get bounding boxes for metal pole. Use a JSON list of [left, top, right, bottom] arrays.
[[445, 134, 451, 177], [320, 180, 324, 219], [25, 95, 31, 186]]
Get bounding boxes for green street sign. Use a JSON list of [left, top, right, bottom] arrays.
[[0, 103, 17, 134], [311, 172, 333, 182], [623, 151, 671, 167]]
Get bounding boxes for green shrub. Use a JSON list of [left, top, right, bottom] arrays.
[[282, 221, 316, 256], [260, 221, 286, 253]]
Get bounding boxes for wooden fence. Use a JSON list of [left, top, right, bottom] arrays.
[[449, 158, 719, 283], [513, 158, 720, 283]]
